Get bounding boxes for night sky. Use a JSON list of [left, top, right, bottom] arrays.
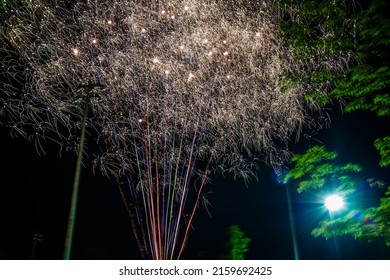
[[1, 104, 390, 260]]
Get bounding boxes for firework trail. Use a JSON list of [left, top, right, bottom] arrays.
[[0, 0, 351, 259]]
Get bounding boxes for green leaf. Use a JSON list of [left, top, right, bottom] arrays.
[[374, 137, 390, 167]]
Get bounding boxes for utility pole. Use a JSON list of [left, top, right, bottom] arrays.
[[63, 82, 104, 260]]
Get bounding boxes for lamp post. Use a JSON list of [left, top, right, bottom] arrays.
[[285, 182, 300, 260], [274, 167, 299, 260], [324, 194, 344, 259]]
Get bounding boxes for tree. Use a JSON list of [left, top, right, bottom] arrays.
[[221, 225, 251, 260], [280, 0, 390, 167], [282, 146, 362, 195], [279, 0, 356, 107], [332, 0, 390, 167], [283, 145, 390, 246], [280, 0, 390, 247], [331, 0, 390, 169], [331, 0, 390, 117]]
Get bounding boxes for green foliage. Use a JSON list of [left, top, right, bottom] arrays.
[[331, 0, 390, 116], [374, 137, 390, 167], [376, 186, 390, 246], [330, 0, 390, 167], [280, 0, 390, 117], [0, 0, 6, 13], [0, 0, 7, 30], [279, 0, 356, 106], [223, 225, 251, 260], [280, 0, 390, 168], [332, 65, 390, 116], [284, 145, 390, 246], [282, 145, 361, 194], [312, 186, 390, 246], [279, 0, 390, 249], [312, 208, 382, 242], [282, 146, 337, 182], [367, 177, 386, 189], [280, 0, 354, 56]]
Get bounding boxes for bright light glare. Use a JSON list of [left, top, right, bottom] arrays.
[[325, 195, 344, 211]]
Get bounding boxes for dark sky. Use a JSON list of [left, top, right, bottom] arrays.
[[1, 105, 390, 260]]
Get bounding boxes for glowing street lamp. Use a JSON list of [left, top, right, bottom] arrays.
[[325, 194, 344, 211]]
